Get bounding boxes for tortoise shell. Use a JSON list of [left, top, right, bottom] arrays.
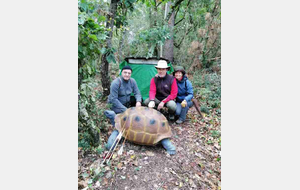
[[115, 106, 172, 145]]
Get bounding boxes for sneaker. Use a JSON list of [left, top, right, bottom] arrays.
[[169, 114, 175, 120], [176, 119, 183, 124]]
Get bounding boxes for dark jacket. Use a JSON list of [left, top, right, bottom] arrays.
[[108, 76, 141, 110], [149, 74, 178, 102]]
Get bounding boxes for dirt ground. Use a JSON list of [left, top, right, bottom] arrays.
[[78, 107, 221, 190]]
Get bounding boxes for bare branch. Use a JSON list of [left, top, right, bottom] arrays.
[[174, 0, 191, 26], [174, 25, 195, 48], [174, 17, 184, 26]]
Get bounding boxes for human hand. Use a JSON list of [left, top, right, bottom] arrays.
[[148, 101, 155, 108], [136, 102, 141, 107], [157, 102, 165, 110], [181, 100, 187, 107]]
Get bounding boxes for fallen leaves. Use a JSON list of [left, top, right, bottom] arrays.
[[145, 151, 155, 156], [117, 162, 122, 169], [78, 102, 221, 190]]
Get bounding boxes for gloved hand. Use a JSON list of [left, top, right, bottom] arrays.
[[181, 100, 187, 107], [148, 101, 155, 108]]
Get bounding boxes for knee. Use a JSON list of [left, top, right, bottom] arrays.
[[175, 106, 181, 116], [113, 107, 126, 114], [104, 110, 116, 119], [143, 98, 150, 106], [167, 101, 176, 112]]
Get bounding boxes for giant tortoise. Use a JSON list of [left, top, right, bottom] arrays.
[[105, 106, 176, 154]]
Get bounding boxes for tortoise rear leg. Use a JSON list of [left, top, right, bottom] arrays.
[[161, 138, 176, 155]]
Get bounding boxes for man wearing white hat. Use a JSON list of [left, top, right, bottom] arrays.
[[144, 60, 178, 120]]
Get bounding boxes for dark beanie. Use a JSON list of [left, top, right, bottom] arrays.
[[121, 65, 132, 72]]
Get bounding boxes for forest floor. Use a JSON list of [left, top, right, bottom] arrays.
[[78, 104, 221, 190]]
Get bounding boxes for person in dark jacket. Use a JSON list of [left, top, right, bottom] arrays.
[[107, 65, 141, 114], [173, 66, 194, 124], [104, 65, 142, 150], [143, 60, 178, 120]]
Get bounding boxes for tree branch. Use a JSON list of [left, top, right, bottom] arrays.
[[174, 0, 191, 25], [156, 2, 162, 8], [166, 0, 185, 21], [174, 17, 184, 26], [174, 25, 194, 48]]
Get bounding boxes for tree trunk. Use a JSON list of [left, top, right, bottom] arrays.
[[163, 2, 175, 63], [101, 0, 119, 97]]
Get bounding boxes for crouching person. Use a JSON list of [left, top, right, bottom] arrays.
[[104, 65, 141, 149], [173, 66, 194, 124], [143, 60, 178, 120]]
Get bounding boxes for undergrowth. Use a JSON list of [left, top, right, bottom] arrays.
[[191, 68, 221, 115]]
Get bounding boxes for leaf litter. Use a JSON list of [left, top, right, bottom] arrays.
[[78, 106, 221, 189]]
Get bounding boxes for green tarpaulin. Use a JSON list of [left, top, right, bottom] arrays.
[[119, 57, 174, 101]]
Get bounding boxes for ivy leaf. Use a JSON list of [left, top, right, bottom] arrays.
[[100, 47, 106, 54], [82, 172, 89, 178], [78, 13, 86, 25], [88, 34, 98, 41], [106, 53, 116, 64], [87, 65, 92, 75], [98, 15, 106, 22]]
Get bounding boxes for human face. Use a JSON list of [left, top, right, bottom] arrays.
[[157, 68, 167, 77], [175, 71, 183, 80], [121, 69, 132, 80]]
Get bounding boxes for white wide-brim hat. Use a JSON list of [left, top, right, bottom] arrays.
[[155, 60, 170, 69]]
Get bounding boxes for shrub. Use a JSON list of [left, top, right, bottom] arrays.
[[191, 69, 221, 113]]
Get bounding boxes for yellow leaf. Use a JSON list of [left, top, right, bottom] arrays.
[[179, 182, 183, 187]]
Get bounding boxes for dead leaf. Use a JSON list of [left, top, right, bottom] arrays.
[[179, 182, 183, 187], [127, 150, 134, 155], [103, 178, 108, 185], [133, 160, 138, 166], [78, 180, 87, 189], [146, 151, 154, 156], [117, 162, 122, 169], [130, 155, 136, 159], [164, 167, 168, 173]]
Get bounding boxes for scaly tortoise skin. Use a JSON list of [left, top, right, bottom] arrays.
[[114, 106, 172, 145]]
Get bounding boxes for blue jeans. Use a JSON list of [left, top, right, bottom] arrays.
[[104, 110, 116, 126], [175, 101, 193, 121]]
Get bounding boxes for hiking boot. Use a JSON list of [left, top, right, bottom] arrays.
[[161, 138, 176, 155], [176, 119, 183, 124]]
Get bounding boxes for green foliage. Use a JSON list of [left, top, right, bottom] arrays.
[[78, 0, 110, 149], [115, 0, 138, 28], [201, 106, 210, 114], [173, 0, 221, 70], [210, 130, 220, 138], [191, 69, 221, 113], [131, 26, 170, 57]]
